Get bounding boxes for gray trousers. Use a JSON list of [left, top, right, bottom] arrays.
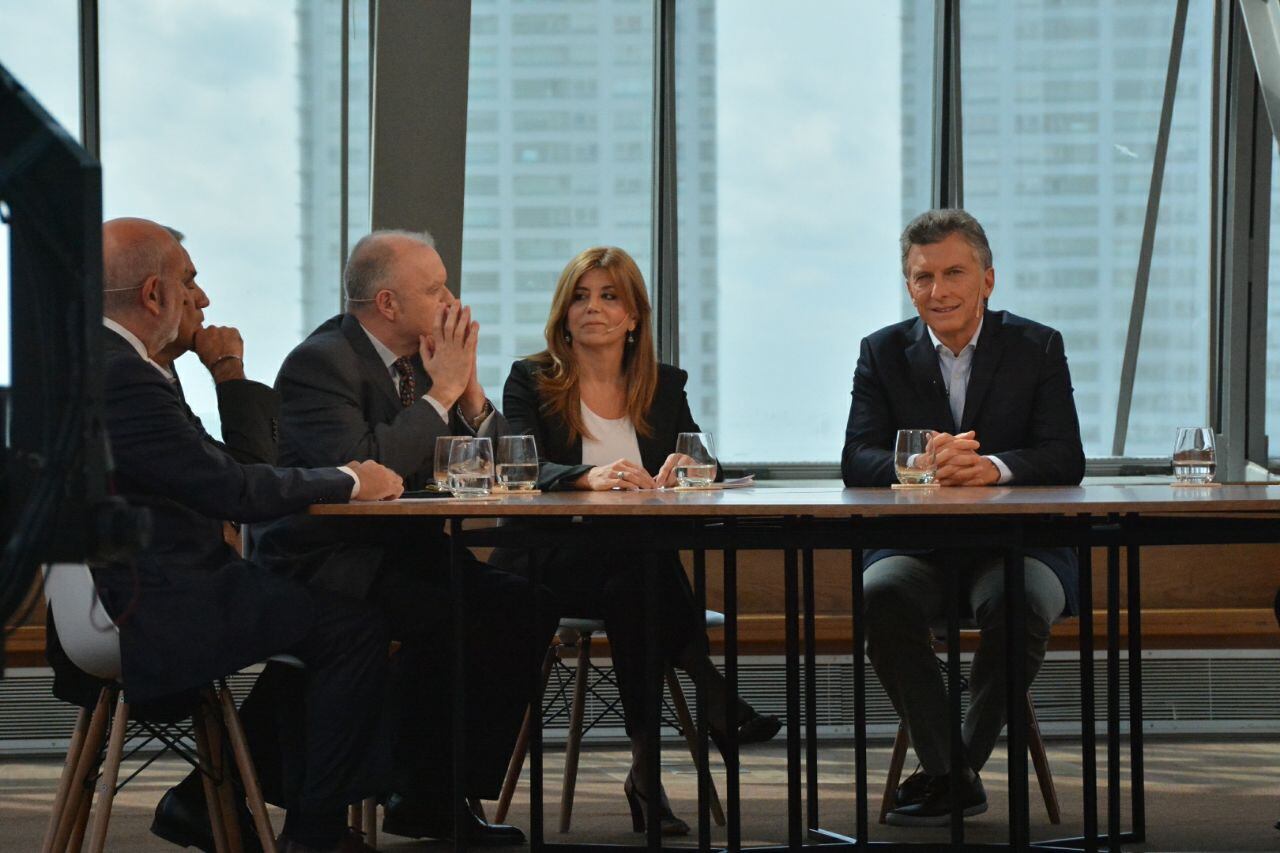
[[864, 553, 1065, 776]]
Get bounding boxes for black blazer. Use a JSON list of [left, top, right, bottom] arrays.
[[173, 372, 281, 466], [253, 313, 508, 598], [503, 358, 710, 491], [841, 310, 1086, 614], [89, 331, 354, 703]]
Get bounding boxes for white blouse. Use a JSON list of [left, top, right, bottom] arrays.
[[580, 402, 643, 467]]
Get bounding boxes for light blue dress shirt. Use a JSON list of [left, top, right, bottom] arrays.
[[925, 317, 1013, 484]]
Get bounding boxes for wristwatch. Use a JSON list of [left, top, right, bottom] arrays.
[[459, 399, 493, 430]]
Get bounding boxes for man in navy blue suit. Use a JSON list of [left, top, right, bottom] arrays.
[[842, 209, 1085, 826]]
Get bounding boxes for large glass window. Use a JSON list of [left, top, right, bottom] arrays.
[[961, 0, 1215, 458], [461, 0, 655, 396], [675, 0, 932, 463], [1267, 138, 1280, 467], [99, 0, 357, 434]]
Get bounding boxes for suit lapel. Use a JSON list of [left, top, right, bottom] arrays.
[[959, 311, 1006, 431], [904, 319, 956, 432], [340, 314, 401, 412]]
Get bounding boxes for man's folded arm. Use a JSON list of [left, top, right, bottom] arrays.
[[988, 330, 1085, 486], [108, 360, 353, 521], [214, 377, 280, 465], [842, 339, 898, 487]]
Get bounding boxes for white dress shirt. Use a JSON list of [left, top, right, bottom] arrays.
[[580, 403, 644, 467], [925, 317, 1013, 484]]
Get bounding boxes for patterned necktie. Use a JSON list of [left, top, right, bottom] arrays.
[[393, 356, 417, 408]]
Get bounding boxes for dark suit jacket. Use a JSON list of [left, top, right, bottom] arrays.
[[841, 310, 1086, 614], [503, 358, 711, 491], [89, 330, 354, 703], [253, 313, 507, 598]]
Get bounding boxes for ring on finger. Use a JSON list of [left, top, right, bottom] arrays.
[[616, 470, 626, 480]]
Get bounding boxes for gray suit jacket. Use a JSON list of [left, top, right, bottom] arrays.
[[252, 313, 507, 598]]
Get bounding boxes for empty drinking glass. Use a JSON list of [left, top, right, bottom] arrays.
[[1172, 427, 1216, 484], [497, 435, 539, 491], [894, 429, 938, 485], [447, 437, 494, 497], [674, 432, 717, 487]]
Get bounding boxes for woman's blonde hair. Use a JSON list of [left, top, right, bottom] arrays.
[[531, 246, 658, 443]]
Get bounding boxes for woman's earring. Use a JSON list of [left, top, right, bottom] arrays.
[[626, 330, 635, 344], [563, 331, 572, 344]]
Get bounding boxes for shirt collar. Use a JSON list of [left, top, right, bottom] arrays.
[[103, 317, 175, 380], [356, 320, 401, 371], [926, 315, 984, 358]]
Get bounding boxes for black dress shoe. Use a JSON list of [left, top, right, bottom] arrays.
[[893, 767, 936, 808], [382, 793, 526, 845], [885, 770, 987, 827], [151, 775, 263, 852]]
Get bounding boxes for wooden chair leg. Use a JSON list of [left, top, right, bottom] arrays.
[[362, 798, 378, 848], [218, 685, 279, 852], [664, 668, 726, 826], [52, 688, 112, 853], [559, 633, 592, 834], [495, 643, 557, 823], [204, 693, 245, 853], [1026, 692, 1061, 824], [87, 692, 129, 853], [878, 722, 910, 824], [348, 803, 362, 833], [193, 703, 232, 853], [66, 779, 94, 853], [43, 705, 91, 853]]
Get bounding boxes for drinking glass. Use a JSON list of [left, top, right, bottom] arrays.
[[674, 432, 717, 487], [497, 435, 539, 491], [894, 429, 938, 485], [447, 437, 494, 497], [433, 436, 460, 491], [1172, 427, 1216, 484]]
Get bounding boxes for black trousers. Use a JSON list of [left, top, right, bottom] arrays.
[[494, 540, 705, 736], [238, 589, 393, 815], [368, 547, 560, 801]]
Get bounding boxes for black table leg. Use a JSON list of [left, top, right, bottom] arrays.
[[450, 518, 469, 851], [851, 544, 868, 851], [1106, 542, 1122, 851], [947, 559, 964, 846], [724, 531, 741, 853], [1078, 539, 1098, 853], [1126, 535, 1145, 844], [1005, 543, 1029, 849], [784, 546, 802, 850], [694, 547, 711, 853], [530, 548, 545, 851], [644, 550, 662, 852], [803, 546, 819, 833]]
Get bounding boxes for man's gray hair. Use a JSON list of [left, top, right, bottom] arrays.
[[899, 209, 992, 277], [344, 229, 436, 307], [102, 229, 169, 315]]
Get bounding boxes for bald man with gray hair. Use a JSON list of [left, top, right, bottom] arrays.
[[90, 217, 405, 852]]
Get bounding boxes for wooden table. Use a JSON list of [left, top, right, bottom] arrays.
[[312, 483, 1280, 852]]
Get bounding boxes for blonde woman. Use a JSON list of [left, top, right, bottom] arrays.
[[494, 246, 779, 836]]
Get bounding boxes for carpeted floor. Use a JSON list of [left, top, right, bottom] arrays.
[[3, 737, 1278, 851]]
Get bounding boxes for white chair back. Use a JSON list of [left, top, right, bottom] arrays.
[[42, 563, 122, 681]]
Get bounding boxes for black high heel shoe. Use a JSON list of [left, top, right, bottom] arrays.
[[623, 767, 690, 836], [708, 701, 782, 756]]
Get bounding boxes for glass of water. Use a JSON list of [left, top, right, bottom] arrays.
[[1172, 427, 1216, 484], [447, 436, 494, 497], [497, 435, 539, 491], [433, 436, 460, 491], [894, 429, 938, 485], [674, 432, 717, 487]]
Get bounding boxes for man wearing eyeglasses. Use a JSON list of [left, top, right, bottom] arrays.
[[842, 209, 1085, 826]]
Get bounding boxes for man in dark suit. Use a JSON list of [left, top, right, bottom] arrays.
[[842, 209, 1085, 826], [96, 217, 405, 852], [253, 230, 559, 844]]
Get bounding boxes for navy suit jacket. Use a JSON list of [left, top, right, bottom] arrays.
[[253, 313, 508, 599], [841, 310, 1086, 614], [91, 330, 354, 702]]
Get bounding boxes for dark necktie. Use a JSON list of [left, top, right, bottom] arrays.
[[393, 356, 417, 408]]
